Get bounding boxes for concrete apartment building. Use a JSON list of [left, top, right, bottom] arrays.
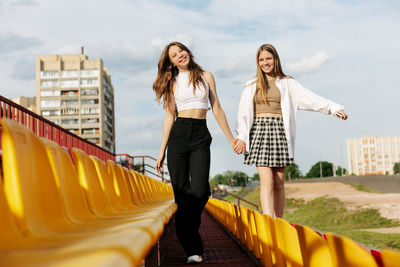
[[36, 50, 115, 153], [347, 136, 400, 175], [10, 96, 37, 113]]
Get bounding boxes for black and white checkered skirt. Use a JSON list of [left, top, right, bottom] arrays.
[[244, 117, 294, 167]]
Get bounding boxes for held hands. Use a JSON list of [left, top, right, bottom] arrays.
[[334, 110, 348, 120], [232, 138, 246, 154], [155, 153, 165, 174]]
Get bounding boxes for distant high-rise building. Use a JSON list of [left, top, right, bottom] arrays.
[[36, 49, 115, 153], [11, 96, 37, 113], [347, 136, 400, 175]]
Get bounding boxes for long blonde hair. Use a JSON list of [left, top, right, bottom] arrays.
[[256, 44, 286, 102], [153, 42, 205, 110]]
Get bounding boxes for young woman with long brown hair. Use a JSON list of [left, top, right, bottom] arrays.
[[153, 42, 236, 264], [235, 44, 348, 218]]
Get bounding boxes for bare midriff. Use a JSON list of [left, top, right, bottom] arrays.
[[255, 112, 282, 118], [177, 109, 208, 119]]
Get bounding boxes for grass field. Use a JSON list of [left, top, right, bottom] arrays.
[[224, 186, 400, 251], [349, 184, 379, 193]]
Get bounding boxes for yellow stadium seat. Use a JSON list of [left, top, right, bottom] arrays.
[[263, 214, 284, 267], [325, 233, 378, 267], [2, 118, 81, 237], [108, 160, 136, 209], [1, 248, 132, 267], [90, 156, 126, 213], [254, 211, 274, 267], [41, 138, 101, 224], [381, 249, 400, 267], [275, 218, 303, 267], [296, 224, 333, 267], [247, 209, 262, 258]]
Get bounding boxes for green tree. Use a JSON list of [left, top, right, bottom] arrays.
[[210, 171, 250, 186], [223, 170, 249, 186], [284, 163, 302, 180], [336, 166, 347, 176], [394, 162, 400, 174], [210, 173, 229, 185], [306, 161, 334, 178], [252, 173, 260, 181]]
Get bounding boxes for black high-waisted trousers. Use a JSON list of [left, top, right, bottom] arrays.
[[167, 117, 212, 256]]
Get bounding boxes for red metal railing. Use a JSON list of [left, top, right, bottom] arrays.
[[0, 95, 115, 162]]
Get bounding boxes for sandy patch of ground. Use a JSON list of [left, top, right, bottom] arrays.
[[285, 182, 400, 233]]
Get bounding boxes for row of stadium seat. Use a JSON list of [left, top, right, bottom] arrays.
[[0, 118, 177, 266], [206, 198, 400, 267]]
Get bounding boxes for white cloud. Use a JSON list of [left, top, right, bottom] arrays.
[[286, 51, 330, 74], [0, 31, 42, 54]]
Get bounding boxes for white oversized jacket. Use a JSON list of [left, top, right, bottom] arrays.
[[235, 77, 344, 158]]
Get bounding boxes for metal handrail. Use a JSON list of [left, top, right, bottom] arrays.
[[115, 154, 170, 183], [210, 184, 259, 211]]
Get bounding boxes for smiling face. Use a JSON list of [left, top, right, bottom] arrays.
[[168, 45, 190, 71], [258, 50, 275, 76]]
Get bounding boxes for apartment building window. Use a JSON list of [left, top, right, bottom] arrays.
[[80, 79, 98, 87], [61, 119, 79, 125], [68, 129, 79, 135], [41, 110, 60, 116], [81, 89, 99, 96], [40, 90, 60, 97], [40, 71, 59, 79], [61, 108, 79, 115], [86, 138, 100, 144], [81, 108, 99, 114], [82, 118, 99, 124], [82, 128, 99, 135], [81, 99, 99, 105], [61, 80, 79, 88], [61, 90, 78, 96], [61, 100, 78, 106], [80, 70, 99, 77], [41, 100, 59, 108], [41, 80, 59, 88], [61, 70, 78, 78]]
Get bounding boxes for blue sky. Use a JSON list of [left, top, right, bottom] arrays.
[[1, 0, 399, 177]]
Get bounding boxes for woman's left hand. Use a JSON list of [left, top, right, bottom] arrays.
[[334, 110, 348, 120]]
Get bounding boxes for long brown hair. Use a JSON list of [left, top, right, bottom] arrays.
[[153, 42, 205, 109], [256, 44, 286, 102]]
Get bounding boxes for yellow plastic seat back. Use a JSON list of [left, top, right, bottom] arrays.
[[72, 148, 112, 217], [381, 249, 400, 267], [107, 160, 134, 209], [0, 176, 33, 249], [1, 118, 71, 236], [42, 138, 95, 223], [275, 218, 303, 267], [325, 233, 378, 267], [296, 224, 333, 267], [91, 156, 125, 212]]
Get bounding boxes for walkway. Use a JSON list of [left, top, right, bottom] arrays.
[[159, 211, 261, 266]]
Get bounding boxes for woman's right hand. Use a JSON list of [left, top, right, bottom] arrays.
[[155, 153, 165, 174]]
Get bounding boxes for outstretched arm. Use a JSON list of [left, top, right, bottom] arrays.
[[204, 71, 236, 149]]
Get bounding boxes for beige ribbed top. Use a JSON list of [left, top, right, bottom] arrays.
[[254, 78, 282, 114]]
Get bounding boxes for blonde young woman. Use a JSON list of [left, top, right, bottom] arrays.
[[153, 42, 236, 264], [234, 44, 348, 218]]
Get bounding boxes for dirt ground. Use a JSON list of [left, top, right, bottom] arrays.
[[285, 181, 400, 233]]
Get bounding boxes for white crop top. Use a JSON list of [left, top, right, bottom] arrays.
[[174, 71, 209, 112]]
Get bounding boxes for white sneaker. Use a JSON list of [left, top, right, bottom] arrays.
[[186, 255, 203, 264]]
